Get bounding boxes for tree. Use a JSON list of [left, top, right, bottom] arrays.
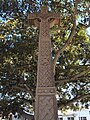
[[0, 0, 90, 117]]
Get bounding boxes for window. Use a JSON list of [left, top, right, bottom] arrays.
[[68, 117, 74, 120], [89, 111, 90, 115], [79, 117, 87, 120], [59, 118, 63, 120]]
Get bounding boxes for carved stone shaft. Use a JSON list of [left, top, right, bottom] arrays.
[[35, 20, 57, 120], [28, 6, 60, 120], [37, 20, 54, 87]]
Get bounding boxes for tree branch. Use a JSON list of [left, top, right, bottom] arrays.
[[11, 85, 35, 99], [24, 84, 35, 99], [58, 93, 90, 109], [55, 67, 90, 85], [53, 5, 77, 73], [78, 9, 90, 13]]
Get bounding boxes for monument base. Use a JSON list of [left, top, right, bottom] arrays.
[[35, 87, 58, 120]]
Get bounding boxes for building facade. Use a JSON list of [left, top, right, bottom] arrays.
[[58, 109, 90, 120]]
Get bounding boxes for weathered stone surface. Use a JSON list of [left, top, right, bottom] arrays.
[[28, 6, 60, 120]]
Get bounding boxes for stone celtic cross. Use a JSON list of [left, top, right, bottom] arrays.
[[28, 6, 60, 120]]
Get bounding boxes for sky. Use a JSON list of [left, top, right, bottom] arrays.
[[86, 27, 90, 36]]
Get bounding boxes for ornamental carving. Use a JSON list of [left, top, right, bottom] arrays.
[[28, 6, 60, 120]]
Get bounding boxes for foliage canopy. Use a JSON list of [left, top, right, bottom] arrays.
[[0, 0, 90, 116]]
